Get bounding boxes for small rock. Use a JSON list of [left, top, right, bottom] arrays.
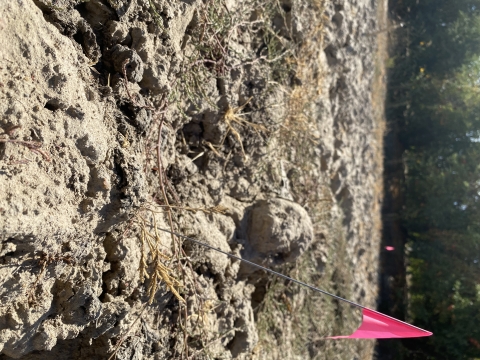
[[108, 44, 144, 83], [242, 198, 313, 271]]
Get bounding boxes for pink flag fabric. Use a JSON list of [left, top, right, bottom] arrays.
[[328, 308, 433, 339], [385, 246, 395, 251]]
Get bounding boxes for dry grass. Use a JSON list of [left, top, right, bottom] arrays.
[[110, 194, 232, 359], [222, 98, 268, 156], [137, 211, 185, 304]]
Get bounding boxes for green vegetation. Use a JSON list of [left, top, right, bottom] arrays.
[[387, 0, 480, 358]]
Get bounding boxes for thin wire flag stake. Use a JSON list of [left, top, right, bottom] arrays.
[[156, 227, 433, 339]]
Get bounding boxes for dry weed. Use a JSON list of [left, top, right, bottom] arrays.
[[137, 213, 185, 304], [222, 98, 267, 156]]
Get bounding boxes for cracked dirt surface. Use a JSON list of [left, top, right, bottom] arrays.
[[0, 0, 386, 358]]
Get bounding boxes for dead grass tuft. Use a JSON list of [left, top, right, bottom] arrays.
[[137, 212, 185, 304], [222, 98, 267, 156]]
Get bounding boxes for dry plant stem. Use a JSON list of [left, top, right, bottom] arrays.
[[183, 304, 189, 359], [122, 59, 170, 181], [120, 59, 178, 245], [136, 222, 200, 327], [152, 204, 228, 215], [203, 140, 221, 156], [139, 213, 210, 350], [138, 205, 204, 308], [121, 58, 159, 175], [155, 120, 190, 358], [229, 49, 291, 69], [0, 138, 51, 161], [156, 118, 177, 254], [137, 214, 184, 303]]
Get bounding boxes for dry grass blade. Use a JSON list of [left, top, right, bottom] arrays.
[[152, 262, 184, 304], [208, 205, 228, 214], [138, 212, 185, 304], [203, 140, 221, 156], [148, 203, 229, 215], [0, 138, 51, 162], [222, 98, 267, 156]]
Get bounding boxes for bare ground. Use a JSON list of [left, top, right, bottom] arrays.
[[0, 0, 387, 359]]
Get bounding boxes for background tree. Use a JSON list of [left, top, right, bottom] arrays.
[[386, 0, 480, 357]]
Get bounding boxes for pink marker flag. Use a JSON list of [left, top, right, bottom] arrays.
[[328, 308, 433, 339], [385, 246, 395, 251], [153, 227, 434, 340]]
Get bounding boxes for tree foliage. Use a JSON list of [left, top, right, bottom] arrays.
[[388, 0, 480, 358]]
